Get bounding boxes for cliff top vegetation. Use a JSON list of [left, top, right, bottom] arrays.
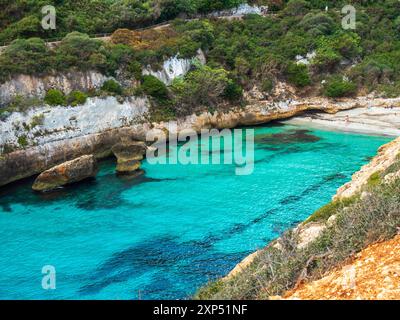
[[1, 1, 400, 116]]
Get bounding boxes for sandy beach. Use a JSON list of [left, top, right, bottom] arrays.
[[284, 107, 400, 137]]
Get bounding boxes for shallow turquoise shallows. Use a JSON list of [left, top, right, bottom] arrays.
[[0, 124, 391, 300]]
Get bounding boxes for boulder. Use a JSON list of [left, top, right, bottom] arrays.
[[296, 223, 327, 249], [32, 155, 98, 192], [112, 142, 147, 174], [116, 159, 142, 174]]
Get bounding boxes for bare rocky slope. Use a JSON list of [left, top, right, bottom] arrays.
[[279, 235, 400, 300]]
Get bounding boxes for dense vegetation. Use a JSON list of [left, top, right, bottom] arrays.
[[0, 0, 245, 44], [1, 0, 400, 116]]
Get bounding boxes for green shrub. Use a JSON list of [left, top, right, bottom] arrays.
[[44, 89, 67, 106], [30, 114, 45, 128], [312, 46, 342, 72], [0, 38, 51, 82], [376, 83, 400, 98], [17, 135, 28, 148], [223, 81, 243, 102], [306, 195, 358, 223], [0, 15, 42, 44], [324, 77, 357, 98], [299, 12, 336, 37], [176, 38, 201, 58], [367, 171, 382, 188], [148, 104, 176, 123], [127, 61, 143, 80], [261, 79, 274, 94], [333, 33, 362, 60], [101, 79, 123, 95], [285, 63, 311, 87], [67, 91, 88, 106], [171, 66, 231, 115], [141, 75, 169, 101], [104, 44, 135, 76], [350, 50, 400, 88], [283, 0, 310, 17], [55, 32, 103, 70], [2, 95, 42, 115]]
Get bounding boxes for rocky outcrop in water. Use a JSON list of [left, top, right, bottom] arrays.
[[32, 155, 98, 192], [112, 141, 147, 174]]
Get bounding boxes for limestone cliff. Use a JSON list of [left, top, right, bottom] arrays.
[[0, 96, 149, 151], [1, 50, 400, 188], [143, 49, 206, 85], [0, 50, 205, 105], [1, 93, 398, 188], [0, 71, 109, 106]]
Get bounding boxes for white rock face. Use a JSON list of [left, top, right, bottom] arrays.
[[208, 4, 263, 17], [0, 96, 149, 152], [296, 51, 316, 65], [143, 49, 206, 85], [0, 71, 109, 105], [0, 50, 207, 153], [0, 50, 206, 105]]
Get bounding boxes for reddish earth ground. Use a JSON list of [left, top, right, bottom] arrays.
[[282, 235, 400, 300]]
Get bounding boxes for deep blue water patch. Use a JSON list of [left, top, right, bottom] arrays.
[[0, 124, 391, 300]]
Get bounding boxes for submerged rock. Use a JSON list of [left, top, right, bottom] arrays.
[[112, 142, 147, 174], [32, 155, 98, 192], [255, 129, 321, 145]]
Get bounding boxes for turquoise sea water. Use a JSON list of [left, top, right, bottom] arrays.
[[0, 123, 391, 300]]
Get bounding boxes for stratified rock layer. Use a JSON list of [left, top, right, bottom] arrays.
[[32, 155, 98, 191], [0, 72, 108, 105], [112, 142, 147, 174]]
